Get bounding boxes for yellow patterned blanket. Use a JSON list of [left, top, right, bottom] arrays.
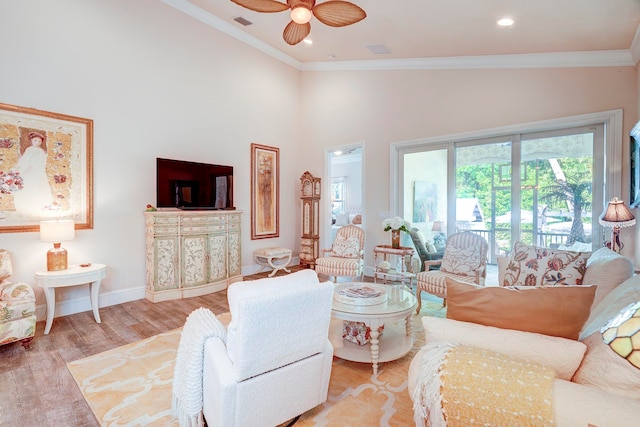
[[412, 342, 556, 427]]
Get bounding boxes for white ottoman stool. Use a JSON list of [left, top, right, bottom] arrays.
[[254, 247, 293, 277]]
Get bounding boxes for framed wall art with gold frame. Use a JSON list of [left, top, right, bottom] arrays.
[[0, 102, 93, 233], [250, 143, 279, 240]]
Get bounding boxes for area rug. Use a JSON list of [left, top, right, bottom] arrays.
[[68, 302, 446, 427]]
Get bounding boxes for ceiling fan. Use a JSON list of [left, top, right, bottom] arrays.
[[230, 0, 366, 45]]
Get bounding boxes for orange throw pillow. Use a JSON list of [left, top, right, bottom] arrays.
[[445, 278, 596, 340]]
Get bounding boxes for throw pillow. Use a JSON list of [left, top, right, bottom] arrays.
[[424, 241, 437, 255], [420, 316, 587, 380], [335, 213, 350, 226], [502, 241, 590, 287], [439, 241, 481, 277], [331, 234, 360, 258], [0, 249, 12, 282], [581, 247, 634, 309], [445, 278, 596, 340], [352, 214, 362, 225]]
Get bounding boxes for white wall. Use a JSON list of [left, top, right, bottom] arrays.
[[300, 68, 638, 267], [0, 0, 303, 316]]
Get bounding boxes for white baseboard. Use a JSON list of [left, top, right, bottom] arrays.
[[241, 255, 301, 276]]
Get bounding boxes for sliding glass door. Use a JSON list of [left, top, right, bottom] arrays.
[[402, 146, 449, 251], [520, 128, 600, 251], [456, 137, 513, 263], [399, 123, 605, 264]]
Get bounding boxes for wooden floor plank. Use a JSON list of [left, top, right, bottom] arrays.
[[0, 266, 345, 426]]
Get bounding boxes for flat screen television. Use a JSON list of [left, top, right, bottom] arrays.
[[156, 157, 234, 210]]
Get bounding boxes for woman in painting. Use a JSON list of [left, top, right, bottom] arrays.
[[12, 131, 53, 216]]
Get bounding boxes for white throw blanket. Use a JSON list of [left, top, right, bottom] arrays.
[[172, 307, 227, 427], [412, 342, 455, 427]]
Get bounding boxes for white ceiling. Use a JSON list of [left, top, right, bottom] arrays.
[[164, 0, 640, 70]]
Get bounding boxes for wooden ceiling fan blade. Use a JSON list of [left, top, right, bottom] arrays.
[[231, 0, 290, 13], [283, 21, 311, 45], [312, 1, 366, 27]]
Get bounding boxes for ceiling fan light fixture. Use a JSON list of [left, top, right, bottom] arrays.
[[291, 6, 312, 24]]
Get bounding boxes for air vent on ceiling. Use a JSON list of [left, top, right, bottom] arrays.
[[233, 16, 253, 26], [365, 44, 392, 55]]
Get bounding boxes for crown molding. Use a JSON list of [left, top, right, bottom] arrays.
[[165, 0, 638, 72], [302, 50, 636, 71], [160, 0, 303, 69], [631, 24, 640, 65]]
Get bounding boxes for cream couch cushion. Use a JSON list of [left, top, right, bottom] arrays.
[[581, 247, 634, 309], [573, 275, 640, 400], [419, 316, 586, 380]]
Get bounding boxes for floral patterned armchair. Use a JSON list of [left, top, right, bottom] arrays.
[[0, 249, 36, 350], [415, 232, 488, 312]]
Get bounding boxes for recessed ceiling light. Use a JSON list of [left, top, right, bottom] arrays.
[[497, 17, 514, 26], [303, 38, 312, 45]]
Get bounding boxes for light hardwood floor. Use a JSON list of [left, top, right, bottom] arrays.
[[0, 266, 360, 426], [0, 285, 234, 426]]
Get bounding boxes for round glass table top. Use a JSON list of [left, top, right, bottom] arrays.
[[331, 282, 417, 316]]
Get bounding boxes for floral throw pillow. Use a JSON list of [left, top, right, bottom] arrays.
[[0, 249, 12, 282], [502, 241, 590, 287], [332, 235, 360, 258]]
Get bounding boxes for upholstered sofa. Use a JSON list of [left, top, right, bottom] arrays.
[[408, 246, 640, 426], [0, 249, 36, 350]]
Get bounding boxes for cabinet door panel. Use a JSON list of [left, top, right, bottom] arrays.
[[208, 233, 227, 283], [228, 231, 241, 277], [181, 235, 208, 287], [152, 236, 179, 291]]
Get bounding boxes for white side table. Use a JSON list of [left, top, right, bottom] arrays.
[[35, 263, 107, 335]]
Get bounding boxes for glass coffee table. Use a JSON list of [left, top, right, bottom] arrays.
[[330, 283, 417, 375]]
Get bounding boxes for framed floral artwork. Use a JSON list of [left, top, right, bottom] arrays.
[[250, 143, 279, 239], [0, 102, 93, 232]]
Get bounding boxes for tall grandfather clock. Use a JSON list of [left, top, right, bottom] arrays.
[[300, 171, 321, 268]]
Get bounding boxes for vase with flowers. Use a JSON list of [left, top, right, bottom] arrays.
[[383, 216, 410, 249]]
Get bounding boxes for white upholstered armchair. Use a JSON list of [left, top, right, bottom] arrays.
[[202, 269, 334, 427], [315, 224, 364, 282]]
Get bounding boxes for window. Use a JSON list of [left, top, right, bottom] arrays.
[[392, 111, 620, 262], [331, 177, 346, 217]]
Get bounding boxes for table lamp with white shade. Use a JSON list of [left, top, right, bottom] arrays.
[[40, 219, 75, 271]]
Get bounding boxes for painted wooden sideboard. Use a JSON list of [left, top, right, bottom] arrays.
[[144, 210, 242, 302]]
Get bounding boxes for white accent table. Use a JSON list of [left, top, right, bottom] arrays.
[[373, 245, 416, 286], [330, 283, 417, 375], [35, 263, 107, 335]]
